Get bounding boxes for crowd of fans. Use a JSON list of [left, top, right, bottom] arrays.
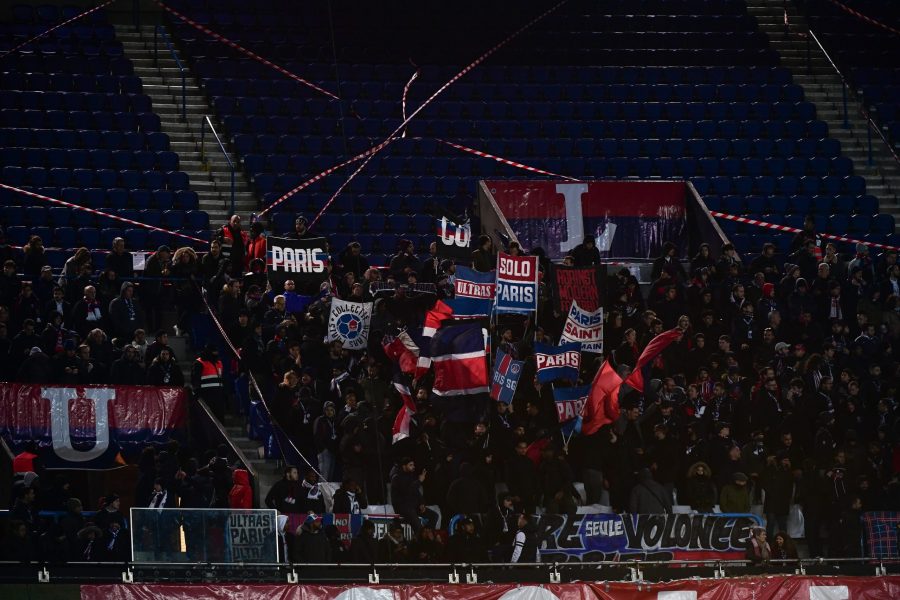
[[2, 212, 899, 563]]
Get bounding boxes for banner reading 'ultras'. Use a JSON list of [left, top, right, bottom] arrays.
[[0, 384, 186, 469], [560, 299, 604, 353], [555, 264, 607, 313], [486, 180, 687, 260], [495, 252, 538, 313], [267, 236, 329, 289], [326, 298, 373, 350]]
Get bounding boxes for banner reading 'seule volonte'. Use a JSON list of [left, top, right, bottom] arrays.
[[266, 236, 330, 290]]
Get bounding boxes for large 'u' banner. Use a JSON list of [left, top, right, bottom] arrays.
[[82, 577, 900, 600], [486, 180, 687, 260], [0, 384, 186, 469]]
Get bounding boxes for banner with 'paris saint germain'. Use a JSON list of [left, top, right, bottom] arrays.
[[266, 236, 329, 290], [435, 216, 472, 260], [534, 341, 581, 383], [489, 349, 525, 404], [0, 384, 187, 469], [485, 180, 687, 260], [495, 252, 539, 313], [560, 299, 604, 353]]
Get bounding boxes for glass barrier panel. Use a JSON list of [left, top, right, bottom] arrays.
[[130, 508, 279, 564]]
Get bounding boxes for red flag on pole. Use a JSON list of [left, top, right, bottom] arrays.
[[623, 328, 683, 393], [582, 360, 624, 436]]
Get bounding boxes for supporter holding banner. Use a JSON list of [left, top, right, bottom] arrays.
[[326, 299, 373, 350], [266, 236, 329, 290], [0, 384, 186, 469], [560, 300, 604, 353], [555, 264, 607, 313], [553, 385, 588, 437], [489, 348, 525, 404], [435, 215, 473, 260], [495, 252, 539, 313], [534, 341, 581, 383]]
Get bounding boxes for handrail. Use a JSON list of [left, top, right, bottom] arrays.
[[200, 115, 236, 216], [807, 28, 849, 128], [807, 28, 900, 167], [153, 25, 186, 121]]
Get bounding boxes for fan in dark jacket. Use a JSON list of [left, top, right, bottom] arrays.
[[146, 348, 184, 387], [332, 479, 368, 514], [265, 466, 304, 514], [446, 462, 492, 516], [109, 345, 147, 385], [629, 468, 673, 514], [349, 520, 378, 563], [107, 281, 146, 342], [681, 461, 718, 513], [292, 514, 332, 563]]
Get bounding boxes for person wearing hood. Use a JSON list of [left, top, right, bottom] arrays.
[[228, 469, 253, 509], [192, 343, 225, 420], [510, 513, 539, 563], [16, 345, 53, 383], [313, 401, 339, 481], [109, 344, 146, 385], [787, 277, 815, 320], [573, 235, 602, 267], [76, 524, 103, 561], [756, 281, 779, 319], [720, 471, 752, 513], [332, 478, 368, 514], [629, 467, 673, 514], [108, 281, 145, 342], [147, 347, 185, 387], [293, 513, 332, 563], [681, 462, 717, 513]]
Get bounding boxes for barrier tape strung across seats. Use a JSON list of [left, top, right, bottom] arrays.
[[0, 0, 120, 59], [826, 0, 900, 36], [155, 1, 341, 100], [400, 64, 420, 137], [308, 142, 389, 229], [436, 138, 580, 181], [0, 183, 208, 244], [709, 209, 900, 251], [304, 0, 569, 228], [199, 282, 324, 478]]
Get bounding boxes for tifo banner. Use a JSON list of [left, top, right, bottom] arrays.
[[534, 341, 581, 383], [435, 215, 473, 260], [533, 512, 761, 562], [326, 298, 373, 350], [225, 510, 279, 562], [450, 265, 496, 318], [495, 252, 539, 313], [0, 384, 186, 469], [490, 348, 525, 404], [486, 180, 687, 260], [560, 300, 604, 353], [81, 577, 900, 600], [266, 236, 330, 290], [555, 265, 608, 313]]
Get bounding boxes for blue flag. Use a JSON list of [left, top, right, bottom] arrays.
[[554, 385, 589, 437], [489, 349, 525, 404], [534, 341, 581, 383], [447, 265, 496, 318]]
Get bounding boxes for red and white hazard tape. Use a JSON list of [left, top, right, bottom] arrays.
[[825, 0, 900, 36], [400, 65, 420, 138], [305, 0, 569, 227], [308, 141, 389, 230], [709, 210, 899, 251], [0, 0, 120, 59], [155, 1, 340, 100], [437, 139, 580, 181], [0, 183, 207, 245]]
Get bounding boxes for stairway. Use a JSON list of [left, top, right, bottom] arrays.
[[745, 0, 900, 231], [113, 23, 258, 228], [224, 414, 283, 506]]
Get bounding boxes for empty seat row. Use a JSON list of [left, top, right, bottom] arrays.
[[0, 187, 199, 212], [0, 109, 160, 132], [5, 226, 211, 252], [0, 39, 124, 56], [0, 203, 208, 229], [271, 212, 434, 237], [704, 194, 879, 216], [1, 149, 179, 170], [9, 4, 109, 24], [1, 167, 189, 191], [0, 71, 140, 93], [0, 90, 151, 112], [692, 175, 866, 197], [0, 128, 169, 151]]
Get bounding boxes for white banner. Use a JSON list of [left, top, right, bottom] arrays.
[[326, 299, 373, 350], [560, 299, 603, 353]]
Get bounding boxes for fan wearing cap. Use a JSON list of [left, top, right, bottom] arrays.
[[289, 215, 314, 240], [292, 512, 332, 562]]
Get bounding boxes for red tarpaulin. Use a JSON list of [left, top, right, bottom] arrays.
[[81, 576, 899, 600]]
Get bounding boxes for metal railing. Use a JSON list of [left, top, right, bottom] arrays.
[[153, 25, 186, 121], [200, 115, 236, 215], [806, 28, 900, 169]]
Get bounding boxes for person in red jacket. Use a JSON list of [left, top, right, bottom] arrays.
[[245, 222, 267, 271], [228, 469, 253, 509]]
